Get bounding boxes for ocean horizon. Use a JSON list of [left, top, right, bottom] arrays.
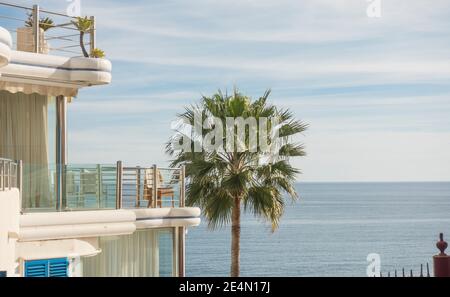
[[186, 182, 450, 277]]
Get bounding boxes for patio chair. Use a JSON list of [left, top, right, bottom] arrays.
[[143, 168, 175, 208]]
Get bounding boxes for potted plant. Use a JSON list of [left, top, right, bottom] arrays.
[[72, 17, 107, 59], [71, 16, 92, 58], [90, 48, 105, 58], [17, 13, 54, 53]]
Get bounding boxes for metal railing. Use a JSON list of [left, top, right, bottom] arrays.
[[19, 161, 186, 212], [120, 164, 185, 209], [64, 163, 117, 210], [0, 158, 21, 192], [0, 2, 96, 57], [379, 263, 431, 277]]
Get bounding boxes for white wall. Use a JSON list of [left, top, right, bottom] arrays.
[[0, 189, 20, 277]]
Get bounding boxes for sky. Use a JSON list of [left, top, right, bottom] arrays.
[[6, 0, 450, 182]]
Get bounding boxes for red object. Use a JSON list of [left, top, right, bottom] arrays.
[[433, 233, 450, 277]]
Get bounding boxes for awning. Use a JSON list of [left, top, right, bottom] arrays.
[[0, 81, 78, 97], [16, 237, 101, 260]]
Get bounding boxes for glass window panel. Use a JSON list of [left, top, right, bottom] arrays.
[[158, 229, 174, 277], [82, 228, 176, 277], [0, 91, 57, 210]]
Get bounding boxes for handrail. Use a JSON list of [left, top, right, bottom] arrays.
[[0, 1, 77, 18], [116, 161, 123, 209], [16, 159, 186, 212], [0, 2, 32, 11], [18, 162, 186, 212], [39, 8, 78, 19], [119, 164, 185, 209]]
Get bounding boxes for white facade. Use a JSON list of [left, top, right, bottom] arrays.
[[0, 189, 20, 276], [0, 14, 200, 277]]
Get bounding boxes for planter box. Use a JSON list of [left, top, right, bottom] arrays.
[[16, 27, 49, 54]]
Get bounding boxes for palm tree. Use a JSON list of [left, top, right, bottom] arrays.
[[167, 89, 307, 277]]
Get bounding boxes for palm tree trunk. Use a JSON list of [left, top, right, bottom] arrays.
[[230, 197, 241, 277], [80, 31, 89, 57]]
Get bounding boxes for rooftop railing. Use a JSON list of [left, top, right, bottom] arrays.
[[0, 2, 96, 57], [18, 161, 186, 213]]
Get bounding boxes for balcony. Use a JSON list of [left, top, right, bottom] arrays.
[[0, 2, 96, 57], [4, 159, 186, 213], [0, 2, 111, 94]]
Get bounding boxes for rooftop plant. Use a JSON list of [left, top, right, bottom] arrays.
[[25, 13, 54, 31], [71, 16, 93, 57], [90, 48, 105, 59]]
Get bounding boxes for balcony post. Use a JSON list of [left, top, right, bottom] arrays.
[[32, 5, 40, 53], [6, 160, 10, 191], [89, 16, 96, 57], [152, 164, 157, 208], [0, 159, 4, 191], [97, 164, 102, 208], [56, 96, 67, 211], [116, 161, 123, 209], [178, 226, 186, 277], [180, 166, 185, 207], [434, 233, 450, 277], [136, 166, 141, 208], [17, 160, 23, 213]]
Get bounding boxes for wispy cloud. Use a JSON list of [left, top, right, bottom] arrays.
[[9, 0, 450, 181]]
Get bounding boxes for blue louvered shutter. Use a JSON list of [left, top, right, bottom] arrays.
[[48, 258, 69, 277], [25, 260, 48, 277], [25, 258, 68, 277]]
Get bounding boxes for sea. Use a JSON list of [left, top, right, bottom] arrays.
[[185, 182, 450, 277]]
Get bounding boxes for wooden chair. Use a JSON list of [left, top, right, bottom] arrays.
[[143, 169, 175, 208]]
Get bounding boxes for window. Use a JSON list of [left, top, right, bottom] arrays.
[[82, 229, 177, 277], [0, 91, 58, 209]]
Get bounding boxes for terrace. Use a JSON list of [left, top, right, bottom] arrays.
[[0, 160, 188, 215], [0, 2, 195, 278], [0, 2, 96, 57], [0, 2, 186, 213], [1, 158, 186, 213]]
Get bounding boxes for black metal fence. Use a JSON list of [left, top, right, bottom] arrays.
[[380, 263, 431, 277]]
